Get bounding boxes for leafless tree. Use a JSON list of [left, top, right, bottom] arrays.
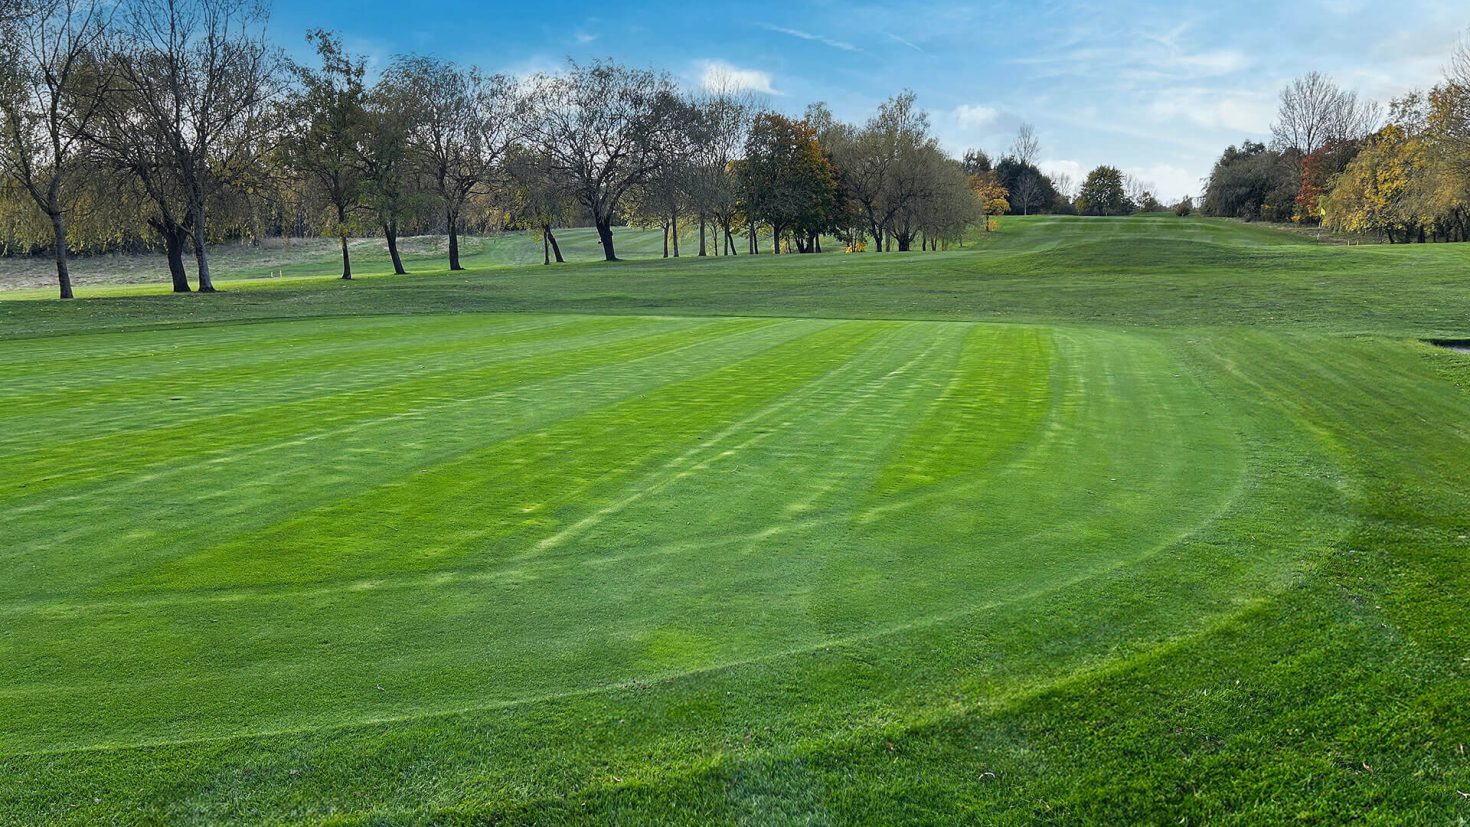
[[1444, 34, 1470, 157], [1012, 170, 1047, 216], [686, 84, 756, 256], [0, 0, 113, 298], [529, 60, 682, 261], [1050, 171, 1076, 202], [1124, 174, 1147, 207], [384, 56, 522, 271], [101, 0, 284, 292], [837, 91, 932, 251], [1271, 71, 1380, 154], [1009, 121, 1040, 167]]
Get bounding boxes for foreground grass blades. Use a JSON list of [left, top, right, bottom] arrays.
[[1, 216, 1468, 823]]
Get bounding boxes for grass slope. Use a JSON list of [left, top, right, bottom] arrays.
[[2, 214, 1467, 336], [0, 215, 1468, 824], [0, 227, 674, 292]]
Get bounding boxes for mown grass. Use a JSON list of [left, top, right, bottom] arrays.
[[1, 215, 1468, 824]]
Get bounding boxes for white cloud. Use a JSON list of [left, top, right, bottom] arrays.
[[699, 60, 780, 96], [1146, 89, 1276, 134], [953, 104, 1000, 129], [1127, 163, 1201, 202]]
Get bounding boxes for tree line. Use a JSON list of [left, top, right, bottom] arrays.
[[0, 0, 1175, 300], [1202, 39, 1470, 243]]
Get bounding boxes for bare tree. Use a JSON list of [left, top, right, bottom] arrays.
[[1271, 71, 1380, 154], [1445, 34, 1470, 156], [1012, 169, 1045, 215], [1009, 121, 1040, 167], [103, 0, 283, 292], [0, 0, 112, 299], [1050, 170, 1076, 202], [1123, 174, 1156, 212], [356, 79, 416, 275], [839, 91, 931, 251], [384, 56, 521, 271], [530, 60, 682, 262], [686, 84, 755, 256]]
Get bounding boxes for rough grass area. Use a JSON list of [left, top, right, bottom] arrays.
[[0, 227, 677, 291], [1, 215, 1468, 824], [3, 215, 1468, 337]]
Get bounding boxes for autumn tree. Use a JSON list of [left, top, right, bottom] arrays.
[[738, 112, 842, 254], [1293, 139, 1361, 224], [969, 170, 1009, 231], [0, 0, 113, 299], [1321, 123, 1426, 241]]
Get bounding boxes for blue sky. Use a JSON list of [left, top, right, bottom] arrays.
[[271, 0, 1470, 200]]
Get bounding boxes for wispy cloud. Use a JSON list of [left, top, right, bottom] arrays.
[[573, 31, 598, 45], [698, 60, 780, 95], [885, 32, 923, 52], [757, 23, 860, 52]]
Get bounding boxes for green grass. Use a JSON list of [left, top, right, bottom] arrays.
[[1, 215, 1468, 824]]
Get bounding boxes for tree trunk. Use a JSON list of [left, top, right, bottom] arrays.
[[48, 211, 73, 300], [190, 215, 215, 293], [544, 226, 551, 265], [662, 222, 669, 258], [163, 224, 190, 293], [337, 204, 352, 279], [548, 227, 564, 263], [671, 209, 680, 257], [772, 225, 782, 254], [698, 215, 707, 256], [384, 222, 406, 273], [447, 206, 463, 271], [596, 218, 617, 261]]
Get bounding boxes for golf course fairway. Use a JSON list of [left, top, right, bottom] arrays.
[[1, 216, 1468, 824]]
